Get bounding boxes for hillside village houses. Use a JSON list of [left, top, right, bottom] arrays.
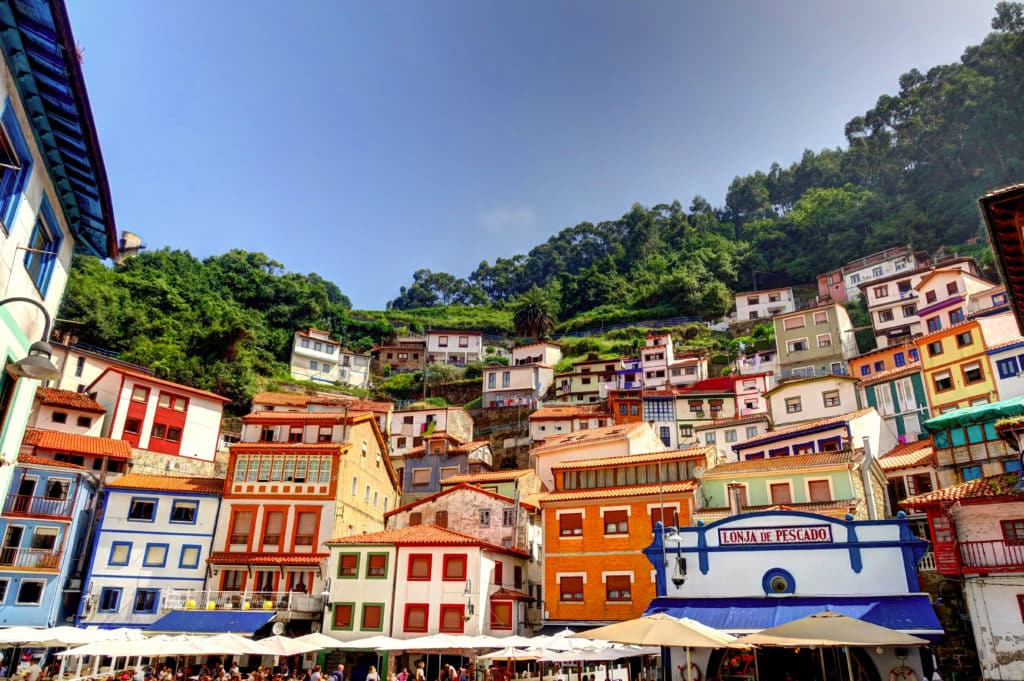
[[772, 302, 859, 378], [733, 286, 795, 321], [289, 328, 372, 389]]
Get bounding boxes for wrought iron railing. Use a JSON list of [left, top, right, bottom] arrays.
[[959, 539, 1024, 571], [0, 547, 62, 569], [3, 495, 73, 518], [161, 589, 325, 613]]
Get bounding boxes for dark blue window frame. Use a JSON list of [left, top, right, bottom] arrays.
[[908, 348, 920, 361], [98, 587, 122, 612], [860, 365, 870, 376], [894, 353, 906, 367], [23, 196, 61, 297], [132, 588, 160, 613], [0, 99, 33, 232], [997, 357, 1019, 379]]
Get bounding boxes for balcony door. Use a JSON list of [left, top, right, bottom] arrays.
[[13, 477, 35, 513], [0, 526, 23, 564]]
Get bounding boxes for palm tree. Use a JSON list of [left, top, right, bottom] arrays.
[[511, 286, 558, 340]]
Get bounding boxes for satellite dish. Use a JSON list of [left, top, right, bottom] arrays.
[[272, 622, 286, 635], [693, 465, 705, 479]]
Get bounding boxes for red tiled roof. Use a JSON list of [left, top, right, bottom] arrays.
[[242, 411, 377, 424], [878, 441, 935, 472], [326, 525, 527, 557], [207, 552, 328, 566], [703, 451, 856, 477], [541, 480, 698, 503], [440, 469, 533, 485], [551, 446, 713, 471], [900, 473, 1020, 506], [490, 588, 530, 600], [385, 482, 537, 518], [677, 376, 737, 394], [532, 422, 648, 454], [90, 367, 230, 402], [858, 364, 922, 386], [295, 329, 340, 344], [734, 408, 875, 449], [17, 453, 86, 470], [34, 388, 105, 414], [23, 429, 133, 460], [693, 414, 770, 431], [107, 473, 223, 494], [251, 392, 311, 407], [529, 405, 613, 420]]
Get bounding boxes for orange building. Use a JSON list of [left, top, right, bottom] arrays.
[[847, 341, 920, 383], [539, 447, 711, 626]]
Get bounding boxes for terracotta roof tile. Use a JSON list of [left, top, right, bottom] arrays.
[[23, 429, 133, 460], [900, 472, 1021, 506], [695, 498, 859, 517], [693, 414, 770, 431], [551, 446, 713, 471], [734, 408, 876, 449], [858, 364, 923, 386], [17, 453, 86, 470], [878, 441, 935, 472], [207, 552, 328, 566], [532, 422, 648, 454], [326, 525, 527, 557], [677, 376, 737, 394], [107, 473, 224, 494], [703, 451, 855, 477], [541, 480, 698, 503], [440, 469, 533, 485], [490, 588, 530, 600], [34, 388, 106, 414], [529, 405, 613, 420], [385, 483, 536, 518], [252, 392, 312, 407]]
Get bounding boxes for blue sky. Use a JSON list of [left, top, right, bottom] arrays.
[[67, 1, 997, 309]]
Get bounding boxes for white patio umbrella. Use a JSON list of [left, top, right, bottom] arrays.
[[477, 647, 540, 661], [341, 634, 406, 650], [0, 627, 46, 645], [251, 636, 324, 656], [206, 633, 272, 656], [400, 634, 465, 651], [294, 633, 344, 650]]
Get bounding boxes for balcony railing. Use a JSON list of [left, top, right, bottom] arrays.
[[917, 550, 936, 572], [162, 590, 325, 614], [960, 539, 1024, 572], [0, 547, 62, 569], [3, 495, 73, 518]]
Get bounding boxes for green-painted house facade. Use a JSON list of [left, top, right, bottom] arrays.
[[859, 366, 930, 444]]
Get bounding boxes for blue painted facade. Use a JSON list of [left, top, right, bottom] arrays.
[[0, 458, 95, 626]]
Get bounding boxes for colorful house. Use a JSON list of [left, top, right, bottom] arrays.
[[985, 339, 1024, 402], [541, 448, 708, 627], [426, 330, 483, 367], [29, 387, 106, 438], [325, 525, 531, 639], [694, 414, 770, 463], [528, 404, 613, 444], [980, 183, 1024, 335], [372, 335, 427, 374], [390, 406, 474, 460], [438, 469, 542, 501], [554, 356, 620, 404], [773, 303, 858, 379], [848, 342, 920, 383], [913, 266, 993, 335], [734, 287, 795, 322], [858, 362, 930, 444], [921, 398, 1023, 487], [877, 440, 936, 512], [0, 455, 95, 626], [530, 422, 665, 491], [397, 432, 493, 502], [764, 375, 861, 427], [732, 408, 895, 463], [78, 473, 222, 629]]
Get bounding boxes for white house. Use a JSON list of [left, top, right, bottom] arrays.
[[528, 404, 613, 443], [426, 330, 483, 367], [986, 339, 1024, 401], [482, 364, 554, 409], [765, 375, 862, 427], [734, 287, 795, 322], [29, 387, 106, 437], [289, 329, 371, 389], [530, 421, 666, 491], [390, 407, 474, 459], [78, 473, 223, 627]]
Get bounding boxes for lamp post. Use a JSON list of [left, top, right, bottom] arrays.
[[0, 296, 61, 381]]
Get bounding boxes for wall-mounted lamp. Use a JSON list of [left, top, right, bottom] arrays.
[[0, 296, 60, 381], [464, 578, 474, 618], [671, 544, 687, 588]]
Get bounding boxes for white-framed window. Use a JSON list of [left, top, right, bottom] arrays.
[[816, 334, 832, 348], [411, 468, 430, 485], [786, 338, 808, 352], [785, 397, 802, 414], [813, 310, 829, 324], [822, 390, 841, 408], [725, 429, 737, 443], [783, 317, 805, 330], [15, 579, 45, 605]]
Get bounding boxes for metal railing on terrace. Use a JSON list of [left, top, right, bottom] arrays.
[[162, 590, 325, 614], [0, 547, 62, 569], [960, 539, 1024, 572], [3, 495, 74, 518]]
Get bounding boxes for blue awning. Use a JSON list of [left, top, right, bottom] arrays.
[[645, 594, 943, 640], [146, 610, 276, 634]]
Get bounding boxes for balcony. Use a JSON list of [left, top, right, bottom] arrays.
[[0, 547, 62, 570], [162, 590, 325, 615], [3, 495, 73, 518], [960, 539, 1024, 573], [917, 550, 936, 572]]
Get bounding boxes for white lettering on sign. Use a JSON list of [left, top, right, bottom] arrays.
[[717, 525, 833, 546]]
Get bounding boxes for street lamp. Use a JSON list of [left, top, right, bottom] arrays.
[[0, 296, 61, 381]]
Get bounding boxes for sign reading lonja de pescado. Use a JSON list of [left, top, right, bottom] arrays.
[[718, 524, 834, 546]]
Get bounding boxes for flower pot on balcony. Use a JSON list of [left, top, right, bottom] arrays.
[[242, 602, 251, 610], [185, 599, 197, 610], [206, 601, 216, 610], [263, 601, 274, 610]]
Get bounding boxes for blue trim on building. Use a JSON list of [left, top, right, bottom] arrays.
[[146, 610, 276, 634], [732, 422, 852, 452], [0, 97, 33, 230], [142, 542, 169, 567]]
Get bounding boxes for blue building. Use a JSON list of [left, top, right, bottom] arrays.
[[78, 473, 223, 628], [401, 432, 493, 500], [0, 455, 95, 626]]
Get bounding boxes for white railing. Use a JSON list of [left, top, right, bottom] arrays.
[[162, 589, 324, 613]]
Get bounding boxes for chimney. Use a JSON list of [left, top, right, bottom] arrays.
[[727, 482, 744, 515], [861, 436, 878, 520]]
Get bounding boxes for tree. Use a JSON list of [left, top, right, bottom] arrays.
[[511, 287, 558, 340]]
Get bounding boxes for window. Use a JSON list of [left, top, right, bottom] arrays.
[[338, 553, 359, 578], [606, 575, 632, 602], [170, 500, 198, 524], [44, 478, 69, 500], [783, 317, 805, 330], [408, 555, 431, 580], [404, 604, 428, 632], [502, 371, 510, 387], [158, 393, 188, 412], [131, 386, 149, 403], [310, 360, 318, 371], [902, 304, 917, 317], [925, 290, 937, 304], [786, 339, 807, 352], [458, 336, 469, 348], [98, 587, 121, 612], [909, 348, 919, 361], [813, 311, 828, 324], [872, 360, 884, 372], [50, 411, 67, 424], [367, 553, 388, 578], [746, 426, 758, 438], [604, 510, 628, 535], [927, 341, 943, 357], [490, 601, 512, 630], [479, 509, 491, 526], [950, 309, 965, 325], [128, 498, 156, 521], [560, 576, 584, 601], [650, 507, 678, 528], [229, 510, 252, 544], [659, 426, 671, 447], [29, 527, 56, 551], [179, 545, 201, 569], [873, 285, 889, 298], [785, 397, 802, 414], [133, 589, 159, 613], [956, 331, 973, 348], [849, 273, 861, 284], [109, 542, 131, 566], [412, 468, 430, 485], [443, 554, 467, 580], [362, 603, 384, 631], [725, 429, 737, 443], [559, 513, 583, 537], [76, 415, 92, 428], [961, 465, 983, 481], [933, 371, 953, 392], [262, 510, 284, 547], [946, 281, 959, 295], [494, 560, 503, 586], [808, 480, 831, 502], [439, 604, 465, 633], [143, 544, 168, 567], [487, 373, 495, 389], [332, 603, 354, 630], [409, 512, 422, 526], [962, 362, 984, 385], [747, 296, 760, 305], [822, 390, 841, 408], [679, 425, 693, 437], [704, 432, 716, 444], [817, 334, 832, 348], [295, 512, 316, 546], [860, 364, 871, 376], [926, 316, 942, 332], [769, 483, 793, 505], [894, 352, 906, 368], [872, 267, 883, 277], [502, 508, 515, 527], [999, 356, 1021, 379], [23, 200, 61, 295]]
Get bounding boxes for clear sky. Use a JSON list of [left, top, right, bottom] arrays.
[[67, 1, 997, 309]]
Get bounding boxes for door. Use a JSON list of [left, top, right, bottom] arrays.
[[1, 526, 23, 565], [902, 413, 920, 441], [14, 477, 35, 513]]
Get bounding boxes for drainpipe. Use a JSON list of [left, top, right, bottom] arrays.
[[860, 436, 878, 520]]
